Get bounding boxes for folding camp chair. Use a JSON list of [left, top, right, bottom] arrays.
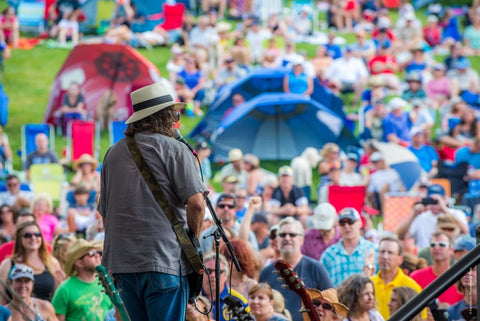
[[328, 185, 366, 225], [17, 0, 45, 36], [20, 123, 55, 169], [158, 3, 185, 31], [108, 120, 127, 146], [29, 163, 65, 201], [66, 120, 99, 164]]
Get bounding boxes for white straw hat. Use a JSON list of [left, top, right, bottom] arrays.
[[126, 82, 185, 124]]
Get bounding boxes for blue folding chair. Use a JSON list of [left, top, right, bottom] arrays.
[[108, 120, 127, 146], [17, 0, 45, 36], [21, 124, 55, 168]]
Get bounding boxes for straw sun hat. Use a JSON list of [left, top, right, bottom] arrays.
[[126, 82, 185, 124], [304, 288, 349, 321], [73, 154, 98, 171], [64, 239, 102, 277]]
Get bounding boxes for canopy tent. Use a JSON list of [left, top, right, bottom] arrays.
[[43, 43, 162, 127], [210, 93, 358, 162], [189, 67, 344, 140]]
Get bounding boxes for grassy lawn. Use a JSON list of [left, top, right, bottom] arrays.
[[1, 0, 479, 193]]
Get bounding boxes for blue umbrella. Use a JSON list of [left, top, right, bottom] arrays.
[[211, 93, 358, 161]]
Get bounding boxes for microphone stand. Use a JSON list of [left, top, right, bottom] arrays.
[[204, 195, 241, 321], [177, 129, 241, 320]]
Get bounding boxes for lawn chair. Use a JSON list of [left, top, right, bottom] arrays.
[[108, 120, 127, 146], [17, 0, 45, 36], [158, 3, 185, 31], [20, 123, 55, 169], [66, 120, 99, 164], [256, 0, 284, 24], [328, 185, 366, 225], [29, 163, 65, 201]]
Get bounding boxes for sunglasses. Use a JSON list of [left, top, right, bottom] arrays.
[[174, 111, 181, 123], [278, 232, 302, 238], [269, 232, 277, 240], [204, 268, 225, 275], [430, 242, 448, 248], [218, 204, 235, 209], [22, 232, 42, 239], [339, 220, 355, 226], [80, 249, 102, 260], [312, 300, 333, 310]]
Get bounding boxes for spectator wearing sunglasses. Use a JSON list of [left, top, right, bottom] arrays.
[[259, 217, 332, 321], [7, 263, 57, 321], [199, 193, 259, 254], [0, 221, 65, 302], [52, 239, 112, 320], [305, 288, 349, 321], [320, 208, 377, 288], [410, 231, 464, 305]]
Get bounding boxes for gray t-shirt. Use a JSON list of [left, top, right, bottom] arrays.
[[98, 133, 208, 275]]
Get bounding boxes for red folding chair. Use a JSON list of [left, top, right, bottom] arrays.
[[66, 120, 99, 163], [328, 185, 366, 225], [158, 3, 185, 31]]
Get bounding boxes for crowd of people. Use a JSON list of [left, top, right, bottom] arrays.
[[0, 0, 480, 320]]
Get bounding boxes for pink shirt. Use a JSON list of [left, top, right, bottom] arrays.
[[38, 214, 60, 243], [427, 77, 451, 99], [301, 226, 342, 260]]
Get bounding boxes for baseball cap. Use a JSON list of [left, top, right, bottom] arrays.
[[410, 126, 424, 137], [278, 166, 293, 177], [405, 72, 422, 82], [195, 141, 209, 151], [346, 153, 358, 162], [433, 63, 446, 71], [228, 148, 243, 162], [388, 97, 408, 110], [404, 11, 415, 21], [427, 184, 446, 197], [455, 58, 471, 70], [252, 213, 268, 225], [216, 193, 236, 207], [311, 203, 337, 230], [370, 151, 384, 162], [338, 207, 360, 222], [9, 264, 34, 281], [222, 175, 239, 184], [454, 237, 476, 252]]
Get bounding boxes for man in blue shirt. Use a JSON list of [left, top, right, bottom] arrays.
[[382, 97, 412, 145], [455, 137, 480, 180]]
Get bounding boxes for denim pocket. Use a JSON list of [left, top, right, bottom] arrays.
[[146, 272, 180, 294]]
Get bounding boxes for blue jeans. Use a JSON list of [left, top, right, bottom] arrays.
[[114, 271, 189, 321]]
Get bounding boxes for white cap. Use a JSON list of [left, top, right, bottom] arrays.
[[311, 203, 337, 230], [370, 152, 384, 162]]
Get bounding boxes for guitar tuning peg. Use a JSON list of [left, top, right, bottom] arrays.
[[299, 308, 311, 314], [281, 284, 289, 289], [272, 270, 279, 274], [277, 277, 284, 282]]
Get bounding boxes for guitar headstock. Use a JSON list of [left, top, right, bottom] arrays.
[[95, 265, 123, 306], [274, 259, 306, 295], [273, 259, 321, 321]]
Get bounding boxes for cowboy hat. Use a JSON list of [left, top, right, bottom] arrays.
[[126, 82, 185, 124], [73, 154, 99, 171], [64, 239, 102, 277], [304, 288, 349, 321]]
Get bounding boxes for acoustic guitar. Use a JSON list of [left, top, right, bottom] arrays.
[[274, 259, 320, 321]]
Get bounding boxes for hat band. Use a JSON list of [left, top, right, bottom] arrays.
[[133, 95, 174, 112]]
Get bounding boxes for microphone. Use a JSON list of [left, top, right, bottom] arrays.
[[174, 128, 196, 155]]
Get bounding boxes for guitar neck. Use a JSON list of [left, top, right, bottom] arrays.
[[274, 259, 320, 321], [95, 265, 131, 321]]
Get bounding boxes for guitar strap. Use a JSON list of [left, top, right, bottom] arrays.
[[125, 136, 204, 274]]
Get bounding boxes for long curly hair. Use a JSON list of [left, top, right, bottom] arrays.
[[124, 106, 177, 137], [337, 274, 376, 315], [220, 239, 255, 278]]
